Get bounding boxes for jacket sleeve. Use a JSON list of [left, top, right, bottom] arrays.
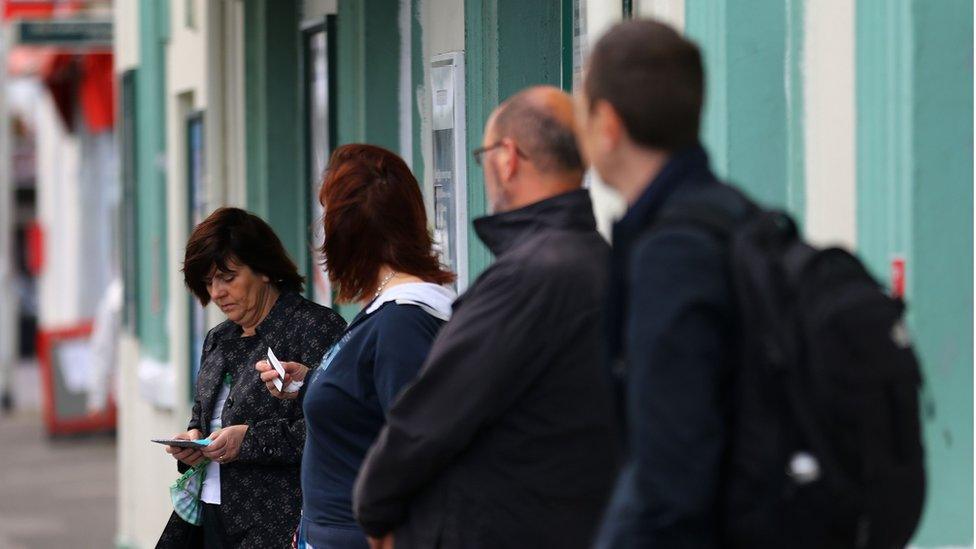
[[186, 331, 211, 433], [595, 228, 732, 549], [353, 263, 564, 537], [186, 399, 202, 432], [236, 410, 307, 465], [236, 324, 339, 466], [179, 331, 212, 473]]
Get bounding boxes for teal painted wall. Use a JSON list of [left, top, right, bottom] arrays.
[[135, 0, 169, 360], [685, 0, 804, 219], [856, 0, 913, 281], [910, 1, 974, 542], [244, 0, 307, 273], [463, 0, 564, 281], [857, 1, 973, 545]]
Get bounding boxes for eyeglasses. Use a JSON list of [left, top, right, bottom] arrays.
[[471, 141, 529, 166]]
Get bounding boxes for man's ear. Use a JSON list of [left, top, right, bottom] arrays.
[[595, 100, 624, 152], [500, 138, 519, 182]]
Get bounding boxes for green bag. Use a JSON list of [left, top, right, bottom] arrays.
[[169, 461, 210, 525]]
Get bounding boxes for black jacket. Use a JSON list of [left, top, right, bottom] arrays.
[[353, 189, 620, 549], [595, 146, 737, 548], [159, 291, 346, 548]]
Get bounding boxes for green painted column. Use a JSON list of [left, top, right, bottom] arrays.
[[855, 0, 913, 282], [910, 2, 974, 543], [332, 0, 403, 320], [464, 0, 563, 281], [684, 0, 805, 218], [411, 0, 425, 180], [244, 0, 307, 273], [336, 0, 401, 152], [135, 0, 169, 360], [857, 1, 974, 545]]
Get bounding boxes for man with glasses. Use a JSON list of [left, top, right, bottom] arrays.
[[353, 85, 619, 549]]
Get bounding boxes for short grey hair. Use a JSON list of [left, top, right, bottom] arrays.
[[492, 92, 583, 175]]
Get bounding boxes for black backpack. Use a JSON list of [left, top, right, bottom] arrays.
[[656, 184, 926, 549]]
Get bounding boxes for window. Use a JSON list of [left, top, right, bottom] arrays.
[[302, 17, 336, 306]]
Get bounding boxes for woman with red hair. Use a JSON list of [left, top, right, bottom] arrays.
[[257, 144, 455, 549]]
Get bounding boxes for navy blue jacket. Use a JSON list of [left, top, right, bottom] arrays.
[[596, 146, 737, 548]]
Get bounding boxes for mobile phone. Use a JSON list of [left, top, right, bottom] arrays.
[[268, 347, 286, 391], [151, 438, 211, 448]]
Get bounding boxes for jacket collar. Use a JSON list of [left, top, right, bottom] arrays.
[[210, 290, 304, 347], [612, 144, 713, 244], [473, 189, 596, 257]]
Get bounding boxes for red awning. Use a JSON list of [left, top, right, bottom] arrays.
[[78, 52, 113, 132], [39, 51, 113, 133], [40, 51, 76, 131]]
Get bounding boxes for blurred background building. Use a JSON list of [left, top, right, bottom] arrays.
[[0, 0, 970, 548]]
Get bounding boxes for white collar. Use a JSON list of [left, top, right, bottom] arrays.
[[365, 282, 457, 321]]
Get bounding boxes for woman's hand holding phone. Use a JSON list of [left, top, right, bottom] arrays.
[[165, 429, 206, 466], [256, 360, 309, 400]]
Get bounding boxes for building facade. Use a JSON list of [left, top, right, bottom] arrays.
[[112, 1, 972, 547]]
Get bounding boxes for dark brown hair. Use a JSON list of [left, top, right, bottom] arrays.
[[182, 207, 304, 305], [585, 19, 704, 150], [319, 144, 454, 303]]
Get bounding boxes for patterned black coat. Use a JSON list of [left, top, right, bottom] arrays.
[[159, 291, 346, 548]]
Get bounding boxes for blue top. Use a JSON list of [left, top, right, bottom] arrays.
[[301, 300, 446, 543]]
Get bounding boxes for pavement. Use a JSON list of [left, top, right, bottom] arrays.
[[0, 360, 117, 549]]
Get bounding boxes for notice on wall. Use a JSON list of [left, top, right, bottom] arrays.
[[56, 339, 92, 394]]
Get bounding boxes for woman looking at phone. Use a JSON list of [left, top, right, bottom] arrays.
[[157, 207, 346, 547]]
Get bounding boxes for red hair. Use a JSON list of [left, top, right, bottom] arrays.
[[319, 144, 455, 303]]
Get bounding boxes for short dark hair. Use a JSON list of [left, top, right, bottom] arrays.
[[585, 19, 704, 150], [182, 207, 304, 305], [319, 144, 455, 303], [493, 92, 583, 174]]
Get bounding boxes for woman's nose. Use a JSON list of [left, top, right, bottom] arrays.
[[209, 283, 225, 300]]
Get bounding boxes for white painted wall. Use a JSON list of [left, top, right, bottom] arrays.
[[116, 334, 180, 549], [114, 0, 139, 72], [637, 0, 685, 30], [303, 0, 338, 19], [427, 0, 464, 56], [582, 0, 627, 240], [802, 0, 856, 249], [35, 95, 82, 327], [586, 0, 622, 46]]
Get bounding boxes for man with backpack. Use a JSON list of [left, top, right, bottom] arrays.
[[577, 20, 925, 548]]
